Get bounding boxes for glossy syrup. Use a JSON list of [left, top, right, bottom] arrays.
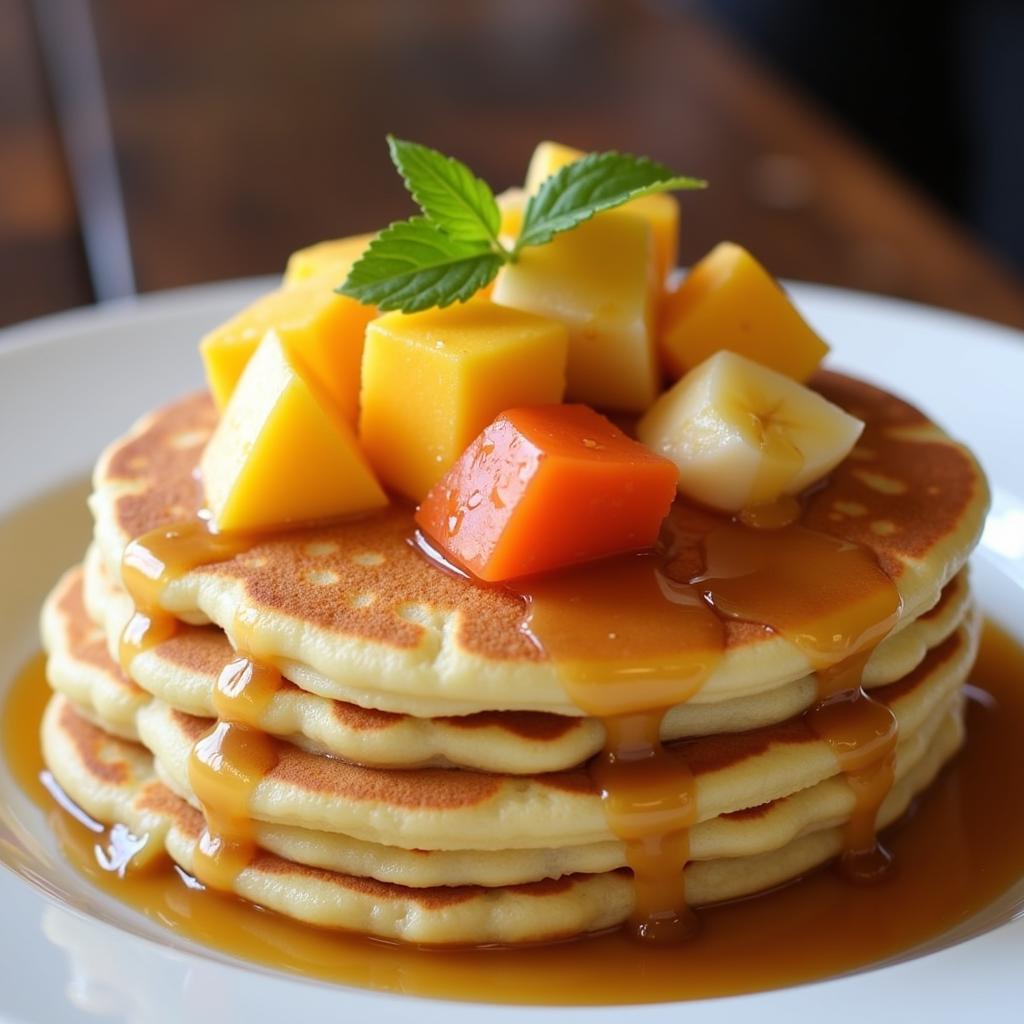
[[5, 621, 1024, 1004], [110, 494, 910, 938]]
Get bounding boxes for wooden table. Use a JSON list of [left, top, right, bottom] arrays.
[[4, 0, 1024, 332]]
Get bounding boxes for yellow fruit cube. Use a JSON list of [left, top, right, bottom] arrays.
[[524, 141, 679, 285], [660, 242, 829, 382], [491, 210, 659, 412], [282, 233, 374, 288], [201, 333, 387, 533], [200, 283, 375, 422], [496, 187, 526, 243], [358, 299, 569, 500]]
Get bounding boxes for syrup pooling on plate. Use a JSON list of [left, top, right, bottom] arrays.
[[9, 622, 1024, 1004], [518, 498, 903, 938]]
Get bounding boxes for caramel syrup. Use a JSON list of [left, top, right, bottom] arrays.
[[510, 502, 903, 937], [64, 493, 935, 943], [119, 521, 281, 890], [118, 521, 251, 672], [6, 622, 1024, 1004]]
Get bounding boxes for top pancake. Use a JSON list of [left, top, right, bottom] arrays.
[[89, 372, 989, 716]]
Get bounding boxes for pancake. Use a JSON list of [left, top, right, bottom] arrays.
[[88, 373, 988, 717], [131, 612, 978, 853], [40, 566, 147, 742], [41, 693, 965, 944], [58, 555, 974, 779]]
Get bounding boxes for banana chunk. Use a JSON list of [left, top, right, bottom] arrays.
[[637, 351, 863, 513]]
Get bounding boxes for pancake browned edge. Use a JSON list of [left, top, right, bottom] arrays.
[[71, 554, 973, 773], [87, 371, 989, 718], [41, 688, 965, 945], [42, 367, 986, 944]]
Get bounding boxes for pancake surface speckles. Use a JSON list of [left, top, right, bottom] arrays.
[[87, 374, 988, 715]]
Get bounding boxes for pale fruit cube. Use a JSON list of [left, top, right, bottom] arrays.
[[660, 242, 829, 382], [200, 283, 374, 421], [358, 299, 569, 501], [524, 140, 679, 285], [637, 350, 863, 513], [492, 210, 659, 412], [496, 187, 526, 244], [201, 333, 386, 533], [283, 233, 374, 288]]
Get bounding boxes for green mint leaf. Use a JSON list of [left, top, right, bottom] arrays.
[[338, 217, 502, 313], [387, 135, 504, 248], [515, 151, 706, 252]]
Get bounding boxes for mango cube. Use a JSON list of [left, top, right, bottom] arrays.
[[492, 210, 659, 412], [660, 242, 829, 382], [525, 141, 680, 286], [201, 333, 386, 533], [417, 405, 678, 582], [282, 233, 374, 288], [358, 299, 569, 501], [200, 283, 375, 421]]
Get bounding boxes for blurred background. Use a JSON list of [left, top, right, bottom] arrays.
[[3, 0, 1023, 331]]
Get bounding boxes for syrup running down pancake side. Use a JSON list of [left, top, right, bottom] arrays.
[[111, 407, 919, 937], [7, 621, 1024, 1004], [119, 522, 282, 892], [61, 369, 989, 940], [507, 500, 902, 938]]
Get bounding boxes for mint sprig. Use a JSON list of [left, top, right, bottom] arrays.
[[339, 138, 706, 314], [514, 152, 706, 252], [340, 218, 503, 313], [387, 136, 502, 248]]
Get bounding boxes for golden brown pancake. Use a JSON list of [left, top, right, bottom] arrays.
[[68, 551, 972, 772], [41, 693, 965, 944], [134, 612, 978, 851], [87, 373, 988, 716]]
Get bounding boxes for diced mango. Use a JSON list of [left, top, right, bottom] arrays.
[[200, 332, 387, 533], [524, 141, 680, 286], [659, 242, 829, 382], [358, 299, 569, 501], [416, 405, 678, 582], [283, 233, 374, 288], [492, 210, 659, 412], [200, 283, 375, 421]]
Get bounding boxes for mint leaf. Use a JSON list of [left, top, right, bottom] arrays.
[[387, 136, 504, 248], [515, 152, 706, 252], [338, 218, 502, 313]]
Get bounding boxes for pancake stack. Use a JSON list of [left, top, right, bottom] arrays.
[[39, 371, 988, 945]]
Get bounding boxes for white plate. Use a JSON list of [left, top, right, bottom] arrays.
[[1, 280, 1023, 1023]]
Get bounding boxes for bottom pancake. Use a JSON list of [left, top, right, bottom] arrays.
[[42, 694, 964, 945]]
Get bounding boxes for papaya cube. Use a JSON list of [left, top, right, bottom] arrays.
[[199, 283, 375, 421], [201, 332, 386, 533], [492, 210, 660, 413], [358, 299, 569, 501], [524, 140, 680, 286], [416, 405, 678, 582], [660, 242, 829, 382], [283, 233, 374, 288]]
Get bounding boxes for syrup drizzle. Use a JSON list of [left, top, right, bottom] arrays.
[[118, 520, 283, 890], [9, 624, 1024, 1004], [117, 488, 905, 938], [514, 501, 903, 938]]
